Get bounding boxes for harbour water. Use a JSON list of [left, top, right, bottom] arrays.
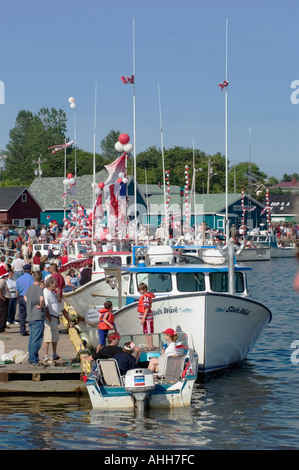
[[0, 257, 298, 451]]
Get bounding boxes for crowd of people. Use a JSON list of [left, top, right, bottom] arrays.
[[0, 225, 189, 376], [0, 225, 93, 368]]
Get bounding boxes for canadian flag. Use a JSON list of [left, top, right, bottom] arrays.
[[219, 80, 229, 90], [120, 75, 135, 85]]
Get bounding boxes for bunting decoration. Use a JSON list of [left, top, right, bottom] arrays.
[[266, 188, 271, 232], [241, 189, 245, 230], [62, 173, 76, 198], [183, 165, 191, 232], [104, 133, 132, 239]]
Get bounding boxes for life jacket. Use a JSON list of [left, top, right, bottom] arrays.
[[98, 308, 115, 330], [138, 292, 155, 319]]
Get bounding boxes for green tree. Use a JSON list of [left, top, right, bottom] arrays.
[[100, 129, 121, 161], [4, 108, 68, 183]]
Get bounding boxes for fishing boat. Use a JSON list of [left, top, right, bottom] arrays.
[[234, 245, 271, 261], [68, 245, 272, 375], [246, 234, 296, 258], [83, 332, 198, 412]]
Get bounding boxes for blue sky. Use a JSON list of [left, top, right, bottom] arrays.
[[0, 0, 298, 179]]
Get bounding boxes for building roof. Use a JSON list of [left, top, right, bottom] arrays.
[[145, 192, 263, 214], [0, 186, 42, 211], [29, 171, 108, 211]]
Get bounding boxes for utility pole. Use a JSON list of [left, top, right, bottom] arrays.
[[32, 155, 45, 178]]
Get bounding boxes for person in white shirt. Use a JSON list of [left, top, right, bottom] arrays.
[[43, 277, 73, 362], [11, 253, 25, 280], [6, 269, 17, 324], [148, 328, 185, 373]]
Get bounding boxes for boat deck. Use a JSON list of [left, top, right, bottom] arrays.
[[0, 318, 89, 395]]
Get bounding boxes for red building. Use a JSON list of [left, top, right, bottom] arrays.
[[0, 187, 43, 227]]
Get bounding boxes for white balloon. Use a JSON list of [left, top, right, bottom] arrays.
[[114, 141, 124, 152], [69, 178, 76, 185], [106, 234, 112, 241], [63, 178, 69, 185], [70, 102, 76, 109], [122, 177, 128, 184], [91, 182, 97, 189], [68, 97, 75, 103], [118, 172, 124, 179], [124, 143, 133, 153]]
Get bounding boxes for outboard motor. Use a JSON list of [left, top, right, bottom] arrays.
[[124, 368, 155, 414]]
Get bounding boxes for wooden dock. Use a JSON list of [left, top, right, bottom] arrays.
[[0, 316, 91, 395]]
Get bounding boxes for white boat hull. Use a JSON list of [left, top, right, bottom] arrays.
[[235, 247, 271, 261], [113, 293, 271, 374], [270, 246, 296, 258], [85, 377, 196, 409]]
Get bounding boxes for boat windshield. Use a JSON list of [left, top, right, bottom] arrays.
[[176, 272, 205, 292], [209, 272, 244, 293], [98, 256, 125, 268], [136, 272, 172, 293]]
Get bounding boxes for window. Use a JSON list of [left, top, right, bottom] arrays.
[[98, 256, 122, 268], [13, 220, 19, 226], [209, 272, 244, 293], [177, 272, 205, 292], [136, 272, 172, 293], [22, 194, 27, 202]]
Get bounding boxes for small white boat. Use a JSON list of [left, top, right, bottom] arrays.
[[83, 333, 198, 412]]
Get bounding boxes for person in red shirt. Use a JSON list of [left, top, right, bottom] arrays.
[[96, 300, 118, 353], [49, 263, 65, 302], [137, 282, 155, 350]]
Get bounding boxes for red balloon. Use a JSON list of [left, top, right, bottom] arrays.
[[117, 178, 122, 183], [98, 182, 105, 189], [118, 133, 130, 145], [67, 173, 73, 179]]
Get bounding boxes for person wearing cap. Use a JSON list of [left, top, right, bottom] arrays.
[[15, 264, 34, 336], [42, 263, 51, 281], [86, 333, 123, 361], [0, 266, 10, 333], [148, 328, 185, 373]]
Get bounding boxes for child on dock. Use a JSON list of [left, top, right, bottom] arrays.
[[137, 282, 155, 350], [96, 300, 118, 353]]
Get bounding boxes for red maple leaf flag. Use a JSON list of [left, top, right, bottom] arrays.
[[120, 75, 135, 85], [219, 80, 229, 91]]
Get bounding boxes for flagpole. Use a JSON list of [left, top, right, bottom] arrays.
[[132, 17, 137, 245], [64, 138, 66, 220], [225, 17, 229, 243], [158, 82, 168, 243], [92, 81, 98, 246]]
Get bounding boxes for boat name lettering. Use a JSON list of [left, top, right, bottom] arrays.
[[154, 306, 180, 316], [226, 306, 251, 316]]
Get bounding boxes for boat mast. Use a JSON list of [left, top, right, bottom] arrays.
[[133, 17, 137, 245], [225, 17, 229, 243], [92, 81, 97, 245], [158, 82, 168, 243]]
